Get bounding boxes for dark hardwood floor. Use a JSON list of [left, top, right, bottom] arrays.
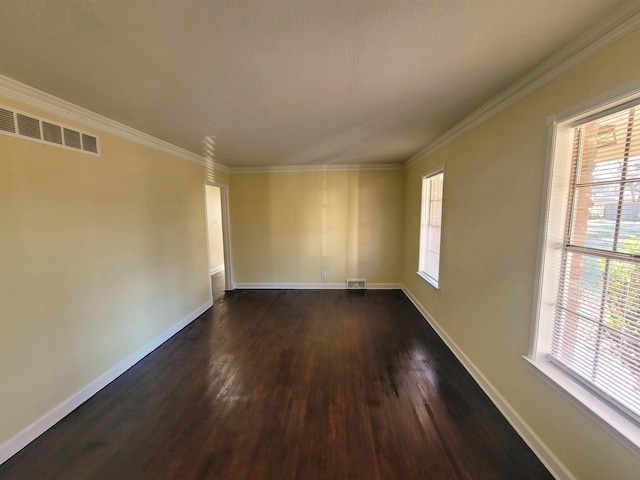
[[0, 290, 552, 479]]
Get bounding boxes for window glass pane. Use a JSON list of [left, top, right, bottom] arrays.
[[577, 110, 640, 184], [429, 199, 442, 227], [430, 173, 443, 201], [557, 251, 603, 330], [603, 259, 640, 339], [427, 225, 441, 253], [425, 251, 440, 281], [418, 171, 443, 286], [554, 251, 640, 418], [570, 182, 640, 254]]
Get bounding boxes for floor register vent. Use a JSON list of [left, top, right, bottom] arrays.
[[0, 106, 99, 155], [346, 278, 367, 289]]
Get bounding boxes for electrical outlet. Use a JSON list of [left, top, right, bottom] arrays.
[[321, 271, 326, 278]]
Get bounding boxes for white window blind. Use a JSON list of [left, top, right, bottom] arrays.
[[418, 170, 443, 287], [553, 104, 640, 422]]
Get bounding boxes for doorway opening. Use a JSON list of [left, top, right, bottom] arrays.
[[205, 183, 233, 301]]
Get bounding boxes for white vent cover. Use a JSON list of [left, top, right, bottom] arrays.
[[0, 105, 99, 155], [17, 113, 41, 139], [81, 133, 98, 153], [63, 128, 81, 149], [0, 108, 16, 133], [42, 121, 63, 145], [346, 278, 367, 289]]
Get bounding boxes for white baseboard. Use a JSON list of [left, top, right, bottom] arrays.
[[209, 264, 225, 276], [400, 285, 575, 480], [235, 282, 344, 289], [0, 299, 213, 465], [234, 282, 402, 290], [367, 283, 402, 290]]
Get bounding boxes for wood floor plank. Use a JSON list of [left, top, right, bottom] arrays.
[[0, 290, 552, 479]]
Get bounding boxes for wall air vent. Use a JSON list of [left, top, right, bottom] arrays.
[[17, 113, 41, 139], [63, 128, 81, 149], [42, 122, 63, 145], [346, 278, 367, 289], [0, 108, 16, 133], [0, 105, 99, 155], [82, 133, 98, 153]]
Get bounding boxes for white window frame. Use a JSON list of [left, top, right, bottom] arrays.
[[417, 168, 444, 289], [528, 80, 640, 454]]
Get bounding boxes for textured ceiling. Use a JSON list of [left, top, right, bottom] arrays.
[[0, 0, 636, 167]]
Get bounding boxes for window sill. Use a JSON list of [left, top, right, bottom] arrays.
[[416, 271, 439, 289], [523, 355, 640, 455]]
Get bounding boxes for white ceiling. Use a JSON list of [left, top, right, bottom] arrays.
[[0, 1, 636, 167]]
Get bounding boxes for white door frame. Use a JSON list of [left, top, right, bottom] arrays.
[[204, 181, 234, 292]]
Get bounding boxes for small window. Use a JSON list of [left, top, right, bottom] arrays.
[[418, 169, 444, 288]]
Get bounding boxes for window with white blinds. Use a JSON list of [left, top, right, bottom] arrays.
[[418, 170, 443, 288], [552, 102, 640, 423]]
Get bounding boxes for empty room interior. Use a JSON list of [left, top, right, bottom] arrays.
[[1, 1, 640, 479]]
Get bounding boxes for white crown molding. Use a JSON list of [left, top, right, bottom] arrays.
[[405, 6, 640, 168], [229, 163, 402, 174], [0, 299, 212, 466], [0, 74, 232, 170]]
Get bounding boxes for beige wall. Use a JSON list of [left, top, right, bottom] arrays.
[[402, 29, 640, 480], [0, 96, 212, 445], [229, 169, 404, 285], [205, 185, 224, 271]]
